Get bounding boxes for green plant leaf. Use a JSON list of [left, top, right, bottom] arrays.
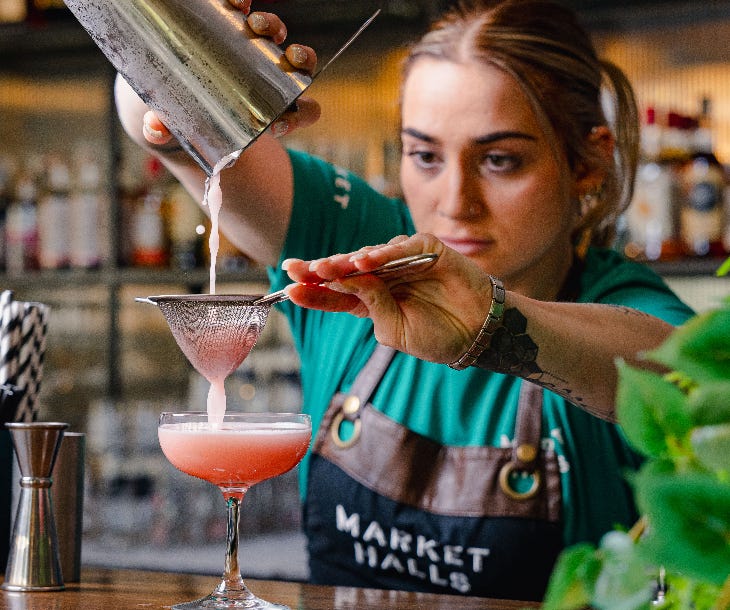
[[592, 531, 655, 610], [691, 423, 730, 473], [616, 360, 692, 457], [542, 543, 601, 610], [647, 307, 730, 384], [634, 469, 730, 585], [716, 257, 730, 277], [686, 381, 730, 426]]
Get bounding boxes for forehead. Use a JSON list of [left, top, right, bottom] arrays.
[[401, 58, 542, 137]]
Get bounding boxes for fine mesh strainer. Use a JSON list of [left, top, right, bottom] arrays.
[[136, 253, 438, 380], [135, 294, 270, 383]]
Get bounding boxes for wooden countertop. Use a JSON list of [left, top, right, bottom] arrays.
[[0, 567, 537, 609]]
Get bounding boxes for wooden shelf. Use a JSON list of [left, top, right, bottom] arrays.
[[648, 257, 730, 277]]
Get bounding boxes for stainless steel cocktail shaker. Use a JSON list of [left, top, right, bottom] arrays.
[[64, 0, 313, 176]]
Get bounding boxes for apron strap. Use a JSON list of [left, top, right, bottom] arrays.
[[351, 343, 397, 402], [512, 381, 544, 471], [338, 344, 397, 420], [497, 380, 545, 501]]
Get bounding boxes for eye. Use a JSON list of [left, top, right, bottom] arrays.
[[482, 153, 521, 173], [405, 149, 442, 171]]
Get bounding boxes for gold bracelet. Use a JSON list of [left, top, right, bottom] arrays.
[[448, 275, 505, 371]]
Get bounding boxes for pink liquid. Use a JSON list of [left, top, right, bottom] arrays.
[[203, 152, 240, 297], [200, 152, 243, 422], [207, 377, 227, 425], [158, 421, 311, 489], [203, 170, 222, 295]]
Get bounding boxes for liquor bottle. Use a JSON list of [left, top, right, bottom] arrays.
[[70, 151, 103, 269], [37, 155, 71, 269], [5, 163, 39, 273], [130, 157, 169, 267], [680, 99, 726, 258], [166, 182, 206, 270], [0, 157, 14, 271], [626, 107, 684, 260]]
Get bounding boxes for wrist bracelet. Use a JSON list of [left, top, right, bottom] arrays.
[[448, 275, 505, 371]]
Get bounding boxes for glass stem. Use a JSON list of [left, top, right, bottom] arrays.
[[218, 492, 247, 593]]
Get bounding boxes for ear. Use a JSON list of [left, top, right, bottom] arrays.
[[571, 125, 615, 199]]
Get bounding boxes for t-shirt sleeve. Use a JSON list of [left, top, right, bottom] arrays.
[[580, 248, 695, 326], [267, 149, 413, 293]]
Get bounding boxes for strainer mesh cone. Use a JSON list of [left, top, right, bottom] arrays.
[[153, 296, 270, 382]]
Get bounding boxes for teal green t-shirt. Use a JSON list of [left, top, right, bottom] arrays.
[[267, 150, 695, 547]]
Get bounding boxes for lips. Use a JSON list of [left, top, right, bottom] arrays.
[[438, 237, 492, 257]]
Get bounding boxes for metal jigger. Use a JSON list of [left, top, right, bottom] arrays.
[[2, 422, 68, 591]]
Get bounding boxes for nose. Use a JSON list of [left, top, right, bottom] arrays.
[[436, 161, 484, 219]]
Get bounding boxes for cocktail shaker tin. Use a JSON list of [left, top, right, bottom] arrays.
[[64, 0, 313, 176]]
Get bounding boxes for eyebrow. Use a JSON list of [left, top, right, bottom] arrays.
[[401, 127, 537, 145]]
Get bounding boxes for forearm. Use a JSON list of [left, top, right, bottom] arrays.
[[281, 234, 675, 422], [473, 295, 674, 422], [113, 74, 291, 267]]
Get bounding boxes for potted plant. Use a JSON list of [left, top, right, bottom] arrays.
[[543, 260, 730, 610]]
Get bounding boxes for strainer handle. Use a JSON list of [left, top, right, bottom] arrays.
[[254, 252, 439, 307]]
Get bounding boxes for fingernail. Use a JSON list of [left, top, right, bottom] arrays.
[[271, 120, 289, 138], [142, 119, 165, 141], [281, 258, 295, 271], [308, 258, 326, 272], [249, 12, 268, 32], [327, 281, 352, 294], [289, 44, 308, 66], [349, 252, 368, 262]]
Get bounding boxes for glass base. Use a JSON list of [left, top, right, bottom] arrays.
[[172, 589, 289, 610]]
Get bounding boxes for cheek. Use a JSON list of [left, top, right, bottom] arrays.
[[400, 166, 433, 228], [405, 201, 433, 233]]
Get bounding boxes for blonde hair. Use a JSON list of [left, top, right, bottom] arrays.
[[403, 0, 639, 247]]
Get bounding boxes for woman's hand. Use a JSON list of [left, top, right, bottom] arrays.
[[281, 234, 498, 364], [140, 0, 320, 148]]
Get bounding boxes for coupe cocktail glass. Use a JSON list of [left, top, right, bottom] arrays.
[[158, 411, 312, 609]]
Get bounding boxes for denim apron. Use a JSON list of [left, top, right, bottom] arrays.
[[304, 344, 563, 601]]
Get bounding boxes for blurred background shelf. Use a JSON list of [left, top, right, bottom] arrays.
[[0, 267, 267, 291]]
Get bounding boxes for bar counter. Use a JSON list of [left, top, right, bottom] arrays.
[[0, 568, 537, 609]]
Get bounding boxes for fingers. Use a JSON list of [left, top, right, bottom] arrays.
[[281, 258, 325, 284], [247, 11, 287, 45], [285, 44, 318, 74], [142, 111, 173, 145], [284, 283, 364, 314], [269, 97, 322, 138], [346, 234, 446, 270], [227, 0, 252, 13], [282, 237, 438, 284]]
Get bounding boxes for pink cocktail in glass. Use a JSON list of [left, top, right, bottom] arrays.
[[158, 411, 311, 610]]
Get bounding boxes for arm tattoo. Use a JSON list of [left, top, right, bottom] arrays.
[[474, 307, 612, 418]]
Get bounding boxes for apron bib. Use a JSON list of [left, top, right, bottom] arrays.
[[304, 344, 564, 600]]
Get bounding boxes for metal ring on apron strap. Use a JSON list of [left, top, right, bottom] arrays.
[[331, 395, 362, 448], [499, 441, 541, 500]]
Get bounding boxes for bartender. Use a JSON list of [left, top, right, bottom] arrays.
[[115, 0, 694, 600]]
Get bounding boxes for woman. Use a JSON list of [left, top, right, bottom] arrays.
[[116, 0, 694, 600]]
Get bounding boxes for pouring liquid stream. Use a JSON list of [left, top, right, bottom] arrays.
[[202, 152, 242, 424]]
